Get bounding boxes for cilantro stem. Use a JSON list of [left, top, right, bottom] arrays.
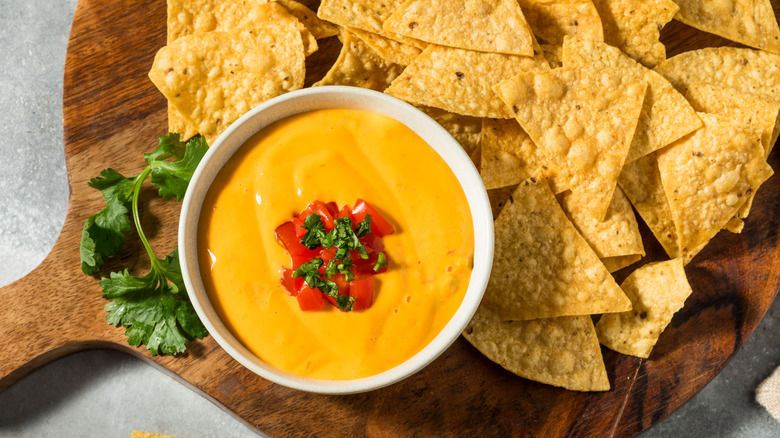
[[131, 165, 161, 273]]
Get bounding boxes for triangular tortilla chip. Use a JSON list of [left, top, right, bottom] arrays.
[[596, 258, 692, 358], [617, 152, 680, 259], [349, 27, 422, 66], [149, 30, 305, 145], [539, 44, 563, 68], [601, 254, 642, 273], [386, 45, 549, 118], [493, 61, 646, 220], [313, 29, 405, 91], [479, 119, 568, 192], [481, 177, 631, 320], [657, 113, 773, 262], [557, 186, 644, 259], [591, 0, 678, 68], [317, 0, 426, 48], [277, 0, 340, 40], [685, 82, 780, 225], [562, 37, 702, 163], [464, 305, 610, 391], [673, 0, 780, 54], [517, 0, 603, 46], [654, 47, 780, 102], [382, 0, 535, 56]]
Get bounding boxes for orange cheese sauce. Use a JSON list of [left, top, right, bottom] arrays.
[[197, 109, 474, 380]]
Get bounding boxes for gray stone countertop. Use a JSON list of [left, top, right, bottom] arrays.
[[0, 1, 778, 437]]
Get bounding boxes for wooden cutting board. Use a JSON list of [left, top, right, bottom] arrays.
[[1, 0, 779, 435]]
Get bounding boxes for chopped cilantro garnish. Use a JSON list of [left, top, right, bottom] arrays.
[[79, 133, 209, 355], [354, 214, 372, 238]]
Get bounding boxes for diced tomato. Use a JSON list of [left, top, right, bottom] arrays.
[[292, 216, 307, 238], [281, 268, 303, 296], [325, 202, 340, 217], [349, 276, 375, 311], [352, 251, 388, 275], [291, 254, 311, 270], [297, 285, 324, 311], [360, 233, 385, 254], [320, 247, 336, 263], [275, 222, 318, 257], [351, 199, 395, 237], [303, 200, 336, 229], [335, 204, 352, 220]]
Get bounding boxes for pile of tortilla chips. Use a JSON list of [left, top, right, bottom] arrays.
[[148, 0, 780, 392]]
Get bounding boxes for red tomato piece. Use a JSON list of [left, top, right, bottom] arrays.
[[320, 247, 336, 263], [275, 222, 318, 257], [304, 200, 336, 229], [349, 276, 375, 311], [325, 201, 340, 217], [351, 199, 395, 237], [292, 216, 306, 238], [281, 268, 302, 296], [297, 285, 324, 311], [323, 274, 350, 308], [335, 204, 352, 220], [291, 254, 311, 270]]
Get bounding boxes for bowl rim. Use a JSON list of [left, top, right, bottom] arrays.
[[179, 86, 494, 394]]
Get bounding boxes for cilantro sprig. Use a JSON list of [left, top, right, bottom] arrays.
[[79, 133, 209, 355]]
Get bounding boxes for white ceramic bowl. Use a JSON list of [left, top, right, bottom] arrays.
[[179, 86, 494, 394]]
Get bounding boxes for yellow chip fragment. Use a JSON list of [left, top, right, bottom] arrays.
[[557, 186, 644, 259], [601, 254, 642, 273], [596, 258, 692, 358], [277, 0, 340, 40], [386, 45, 549, 118], [317, 0, 404, 34], [382, 0, 535, 56], [517, 0, 603, 46], [654, 47, 780, 102], [464, 305, 610, 392], [481, 177, 631, 321], [493, 60, 646, 220], [487, 184, 517, 219], [149, 30, 305, 145], [417, 106, 482, 154], [479, 119, 568, 192], [618, 152, 680, 259], [314, 29, 405, 91], [349, 28, 422, 66], [562, 37, 702, 163], [657, 113, 773, 263], [591, 0, 678, 67], [673, 0, 780, 54]]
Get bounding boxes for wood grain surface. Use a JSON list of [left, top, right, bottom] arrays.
[[1, 0, 779, 436]]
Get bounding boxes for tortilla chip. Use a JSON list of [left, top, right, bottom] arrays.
[[493, 61, 646, 220], [167, 103, 198, 141], [487, 184, 516, 219], [314, 29, 405, 91], [382, 0, 535, 56], [464, 305, 610, 392], [168, 1, 317, 56], [516, 0, 603, 46], [725, 218, 745, 234], [482, 177, 631, 321], [386, 45, 549, 118], [562, 37, 702, 163], [539, 44, 563, 68], [479, 119, 568, 192], [657, 113, 773, 263], [601, 254, 642, 273], [591, 0, 678, 68], [277, 0, 340, 39], [654, 47, 780, 102], [673, 0, 780, 54], [596, 258, 692, 358], [617, 152, 680, 259], [149, 30, 305, 145], [349, 27, 422, 65], [557, 186, 644, 259], [685, 82, 780, 158], [317, 0, 404, 34], [685, 82, 780, 223], [417, 105, 482, 154]]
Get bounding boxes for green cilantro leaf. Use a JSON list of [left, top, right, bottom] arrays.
[[144, 132, 187, 163], [148, 135, 209, 201], [336, 295, 356, 312], [80, 169, 136, 275], [300, 214, 328, 249], [354, 214, 372, 238], [374, 252, 388, 271]]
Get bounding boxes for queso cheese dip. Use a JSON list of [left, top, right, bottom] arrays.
[[197, 109, 474, 380]]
